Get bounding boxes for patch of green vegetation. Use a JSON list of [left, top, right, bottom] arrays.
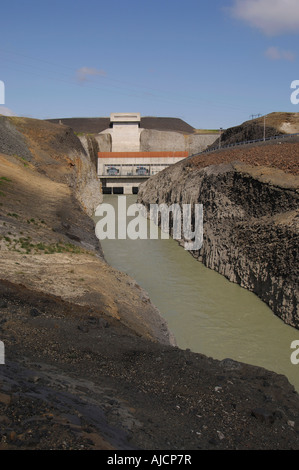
[[0, 177, 12, 182], [2, 235, 89, 255], [0, 176, 12, 197], [27, 218, 45, 227], [7, 213, 19, 218], [194, 129, 220, 134], [36, 242, 46, 251], [42, 242, 87, 255], [13, 155, 29, 167], [1, 231, 92, 256], [18, 237, 34, 253]]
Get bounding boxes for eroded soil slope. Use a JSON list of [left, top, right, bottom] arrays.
[[0, 153, 172, 344]]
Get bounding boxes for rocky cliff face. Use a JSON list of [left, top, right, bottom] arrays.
[[138, 159, 299, 329], [79, 133, 112, 161], [0, 116, 102, 216]]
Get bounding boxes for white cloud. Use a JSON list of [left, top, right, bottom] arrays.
[[230, 0, 299, 35], [76, 66, 106, 83], [265, 46, 295, 61], [0, 107, 16, 116]]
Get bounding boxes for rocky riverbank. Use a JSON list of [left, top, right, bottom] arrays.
[[1, 279, 299, 450], [0, 117, 298, 450], [138, 140, 299, 330]]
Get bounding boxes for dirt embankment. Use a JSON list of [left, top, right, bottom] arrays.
[[191, 139, 299, 175], [209, 112, 299, 149], [0, 150, 172, 345], [0, 118, 299, 450], [0, 116, 102, 216]]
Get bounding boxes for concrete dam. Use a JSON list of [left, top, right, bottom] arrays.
[[95, 113, 218, 194]]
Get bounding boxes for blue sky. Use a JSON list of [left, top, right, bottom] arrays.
[[0, 0, 299, 129]]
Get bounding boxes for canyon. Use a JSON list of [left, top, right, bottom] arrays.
[[0, 115, 298, 450], [138, 144, 299, 329]]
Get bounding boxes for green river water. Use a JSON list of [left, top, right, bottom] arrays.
[[96, 195, 299, 392]]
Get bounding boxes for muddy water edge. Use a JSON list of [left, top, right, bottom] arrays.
[[96, 195, 299, 392]]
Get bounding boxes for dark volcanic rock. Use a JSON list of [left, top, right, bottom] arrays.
[[138, 160, 299, 329], [46, 116, 195, 135], [0, 116, 33, 161], [0, 279, 299, 450]]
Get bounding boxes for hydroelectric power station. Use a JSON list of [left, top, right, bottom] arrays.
[[97, 113, 188, 194]]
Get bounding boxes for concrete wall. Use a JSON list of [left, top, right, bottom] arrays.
[[140, 129, 218, 155], [101, 124, 141, 152], [98, 126, 217, 156], [110, 112, 141, 123], [185, 133, 219, 155]]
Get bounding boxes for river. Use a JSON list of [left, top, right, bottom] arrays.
[[96, 195, 299, 392]]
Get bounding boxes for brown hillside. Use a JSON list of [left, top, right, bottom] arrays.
[[192, 140, 299, 176], [209, 112, 299, 149]]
